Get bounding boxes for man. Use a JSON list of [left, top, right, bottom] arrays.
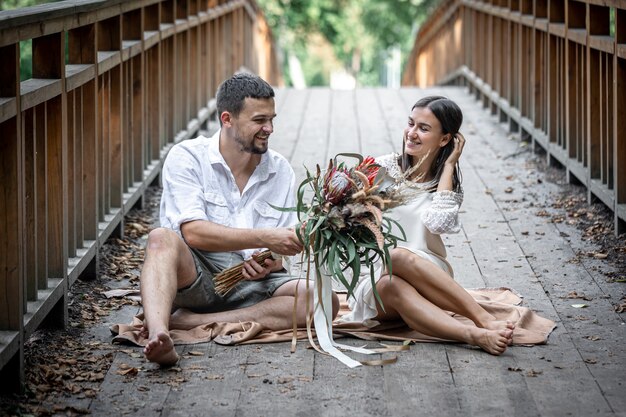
[[140, 73, 338, 365]]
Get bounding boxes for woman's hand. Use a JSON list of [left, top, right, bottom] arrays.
[[445, 132, 466, 166]]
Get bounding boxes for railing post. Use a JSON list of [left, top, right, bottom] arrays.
[[33, 32, 69, 328], [0, 43, 25, 392]]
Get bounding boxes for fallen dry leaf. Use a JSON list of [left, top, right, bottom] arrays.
[[564, 291, 593, 301]]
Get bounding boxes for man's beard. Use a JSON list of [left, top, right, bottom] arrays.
[[235, 134, 268, 154]]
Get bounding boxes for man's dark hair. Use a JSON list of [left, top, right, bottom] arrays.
[[216, 73, 275, 120]]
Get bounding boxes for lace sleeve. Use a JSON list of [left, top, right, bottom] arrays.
[[421, 189, 464, 234]]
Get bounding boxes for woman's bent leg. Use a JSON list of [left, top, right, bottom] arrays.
[[390, 249, 514, 333], [375, 274, 511, 355]]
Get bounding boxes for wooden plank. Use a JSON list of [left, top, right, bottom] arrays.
[[0, 117, 23, 330], [616, 57, 626, 211], [74, 88, 84, 249], [67, 90, 76, 258], [20, 78, 62, 112], [132, 54, 144, 183], [123, 61, 132, 192], [288, 89, 332, 181], [35, 104, 48, 290], [46, 94, 67, 281], [20, 108, 36, 309], [588, 48, 601, 179], [355, 88, 395, 157], [82, 79, 98, 241], [327, 90, 360, 160], [100, 73, 110, 219], [450, 87, 625, 414], [109, 65, 123, 208], [269, 88, 307, 163]]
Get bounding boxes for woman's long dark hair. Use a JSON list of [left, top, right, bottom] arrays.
[[399, 96, 463, 192]]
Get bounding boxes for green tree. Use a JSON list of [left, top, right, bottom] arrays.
[[257, 0, 440, 87], [1, 0, 63, 80]]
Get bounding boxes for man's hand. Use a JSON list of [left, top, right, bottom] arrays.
[[241, 252, 283, 281], [261, 227, 303, 256]]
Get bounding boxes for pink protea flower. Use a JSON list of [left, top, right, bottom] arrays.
[[323, 167, 353, 205], [355, 156, 380, 186]]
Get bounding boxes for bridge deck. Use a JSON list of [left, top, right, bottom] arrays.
[[9, 86, 626, 416]]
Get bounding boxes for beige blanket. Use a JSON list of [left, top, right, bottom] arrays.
[[110, 288, 555, 347]]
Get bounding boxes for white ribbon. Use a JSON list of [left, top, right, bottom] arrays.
[[312, 266, 380, 368]]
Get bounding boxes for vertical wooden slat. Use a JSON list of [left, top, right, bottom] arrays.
[[22, 109, 37, 302], [46, 95, 67, 280], [82, 80, 98, 241], [616, 56, 626, 233], [0, 45, 23, 359], [99, 73, 110, 218], [66, 90, 76, 258], [35, 105, 48, 289], [147, 46, 161, 163], [110, 65, 123, 208], [132, 55, 143, 183], [68, 23, 96, 246], [75, 88, 84, 246], [616, 7, 626, 232], [33, 32, 67, 281], [587, 4, 602, 180]]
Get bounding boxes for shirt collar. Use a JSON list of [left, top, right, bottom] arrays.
[[207, 129, 276, 180]]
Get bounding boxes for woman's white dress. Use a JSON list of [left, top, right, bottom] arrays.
[[340, 153, 464, 327]]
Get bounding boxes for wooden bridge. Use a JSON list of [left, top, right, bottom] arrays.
[[0, 0, 625, 414]]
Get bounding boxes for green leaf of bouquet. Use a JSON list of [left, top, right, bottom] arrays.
[[268, 203, 298, 213], [309, 215, 326, 236], [370, 266, 385, 313], [383, 244, 393, 278], [385, 217, 407, 242]]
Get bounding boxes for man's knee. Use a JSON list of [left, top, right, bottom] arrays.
[[146, 228, 180, 254]]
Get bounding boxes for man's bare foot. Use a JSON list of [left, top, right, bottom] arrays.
[[469, 328, 512, 355], [144, 331, 179, 366]]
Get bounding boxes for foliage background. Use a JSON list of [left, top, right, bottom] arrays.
[[256, 0, 439, 87], [3, 0, 440, 86]]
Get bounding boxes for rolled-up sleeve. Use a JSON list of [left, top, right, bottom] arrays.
[[160, 145, 209, 233], [421, 189, 464, 234]]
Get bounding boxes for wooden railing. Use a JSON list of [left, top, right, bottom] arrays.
[[403, 0, 626, 235], [0, 0, 281, 390]]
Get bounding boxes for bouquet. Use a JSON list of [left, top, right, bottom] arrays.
[[295, 153, 406, 306], [213, 153, 407, 305], [212, 153, 410, 367]]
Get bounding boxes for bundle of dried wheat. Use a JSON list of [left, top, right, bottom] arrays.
[[212, 250, 274, 296]]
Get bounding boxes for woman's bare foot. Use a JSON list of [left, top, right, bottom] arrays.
[[468, 328, 512, 355], [144, 331, 179, 366], [483, 320, 515, 344]]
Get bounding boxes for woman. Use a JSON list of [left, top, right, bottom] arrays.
[[343, 96, 514, 355]]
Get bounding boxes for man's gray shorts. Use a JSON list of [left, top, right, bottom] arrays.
[[173, 248, 298, 313]]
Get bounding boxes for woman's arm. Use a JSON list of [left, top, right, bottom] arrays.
[[436, 133, 466, 192]]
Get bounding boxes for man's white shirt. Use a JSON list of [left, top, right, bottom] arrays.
[[160, 129, 297, 260]]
